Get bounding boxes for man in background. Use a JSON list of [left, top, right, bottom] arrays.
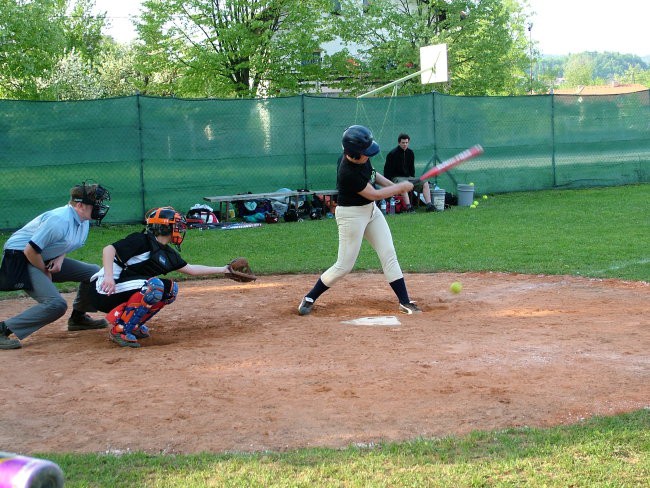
[[384, 133, 436, 212]]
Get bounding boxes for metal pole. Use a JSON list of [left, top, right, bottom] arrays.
[[528, 22, 533, 94], [357, 66, 437, 98]]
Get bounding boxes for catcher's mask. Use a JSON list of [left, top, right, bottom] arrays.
[[71, 181, 111, 223], [146, 207, 187, 249]]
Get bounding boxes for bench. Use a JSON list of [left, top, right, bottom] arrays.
[[203, 190, 338, 221]]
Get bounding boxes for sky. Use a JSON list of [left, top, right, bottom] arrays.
[[93, 0, 649, 58]]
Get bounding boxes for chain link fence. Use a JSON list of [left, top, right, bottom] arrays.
[[1, 91, 648, 229]]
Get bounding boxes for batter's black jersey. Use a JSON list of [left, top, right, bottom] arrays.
[[336, 154, 376, 206], [112, 231, 187, 281]]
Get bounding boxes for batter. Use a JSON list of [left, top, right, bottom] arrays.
[[298, 125, 421, 316]]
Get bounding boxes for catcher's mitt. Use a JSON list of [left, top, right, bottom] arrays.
[[225, 257, 257, 282]]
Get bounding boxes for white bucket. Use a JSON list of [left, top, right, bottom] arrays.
[[432, 189, 446, 211], [457, 184, 475, 207]]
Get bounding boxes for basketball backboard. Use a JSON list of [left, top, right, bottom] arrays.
[[420, 44, 448, 84]]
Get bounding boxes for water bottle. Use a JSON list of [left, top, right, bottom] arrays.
[[380, 199, 387, 214], [389, 196, 396, 215]]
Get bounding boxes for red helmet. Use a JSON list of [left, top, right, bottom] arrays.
[[145, 207, 187, 248], [265, 211, 279, 224]]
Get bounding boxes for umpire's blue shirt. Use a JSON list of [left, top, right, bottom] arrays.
[[4, 205, 90, 260]]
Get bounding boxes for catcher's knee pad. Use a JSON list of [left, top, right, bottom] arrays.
[[162, 279, 178, 304], [141, 277, 165, 305]]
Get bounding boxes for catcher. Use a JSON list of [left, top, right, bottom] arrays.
[[81, 206, 256, 348]]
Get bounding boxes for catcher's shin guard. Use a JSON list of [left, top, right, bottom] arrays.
[[108, 278, 165, 339], [163, 280, 178, 304]]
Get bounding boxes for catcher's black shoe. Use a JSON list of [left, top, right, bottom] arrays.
[[109, 330, 141, 348], [132, 325, 150, 339], [399, 302, 422, 314], [298, 297, 315, 316], [67, 311, 109, 331]]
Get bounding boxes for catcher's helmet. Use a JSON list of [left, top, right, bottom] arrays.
[[145, 207, 187, 248], [342, 125, 380, 158]]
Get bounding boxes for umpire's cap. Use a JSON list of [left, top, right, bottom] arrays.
[[342, 125, 380, 157]]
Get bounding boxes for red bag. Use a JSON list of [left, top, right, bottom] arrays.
[[186, 204, 219, 228], [394, 196, 408, 214]]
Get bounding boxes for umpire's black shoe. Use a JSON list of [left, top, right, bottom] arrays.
[[0, 321, 21, 350], [67, 311, 109, 331]]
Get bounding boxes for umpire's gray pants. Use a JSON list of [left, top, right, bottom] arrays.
[[4, 259, 99, 340]]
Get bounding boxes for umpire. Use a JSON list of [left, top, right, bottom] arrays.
[[0, 182, 111, 349]]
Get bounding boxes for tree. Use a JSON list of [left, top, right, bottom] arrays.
[[325, 0, 531, 96], [64, 0, 105, 61], [39, 40, 142, 100], [617, 65, 650, 87], [95, 41, 142, 97], [40, 48, 103, 100], [133, 0, 334, 98], [0, 0, 107, 99], [563, 53, 595, 87]]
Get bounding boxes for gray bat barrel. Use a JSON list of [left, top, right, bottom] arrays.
[[0, 453, 64, 488]]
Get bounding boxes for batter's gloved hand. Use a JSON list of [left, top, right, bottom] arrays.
[[225, 257, 257, 282]]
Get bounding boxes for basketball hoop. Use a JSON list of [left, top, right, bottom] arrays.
[[357, 43, 448, 98]]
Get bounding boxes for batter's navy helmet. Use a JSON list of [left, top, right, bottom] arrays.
[[342, 125, 380, 157]]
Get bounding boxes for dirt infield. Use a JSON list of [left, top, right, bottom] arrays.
[[1, 272, 648, 454]]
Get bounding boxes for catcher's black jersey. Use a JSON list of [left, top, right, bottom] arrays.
[[113, 231, 187, 280]]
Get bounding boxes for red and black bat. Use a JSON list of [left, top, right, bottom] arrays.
[[417, 144, 484, 181]]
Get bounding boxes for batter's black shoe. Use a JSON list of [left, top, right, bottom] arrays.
[[399, 302, 422, 314], [67, 311, 109, 331], [425, 203, 436, 212], [298, 297, 315, 316]]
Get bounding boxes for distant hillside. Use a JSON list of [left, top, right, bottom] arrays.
[[539, 52, 648, 81]]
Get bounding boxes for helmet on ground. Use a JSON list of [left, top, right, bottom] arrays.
[[265, 210, 279, 223], [145, 207, 187, 248], [342, 125, 380, 158]]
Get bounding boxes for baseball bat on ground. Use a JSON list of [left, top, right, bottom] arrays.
[[417, 144, 484, 181]]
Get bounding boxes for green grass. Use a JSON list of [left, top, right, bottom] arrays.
[[37, 183, 647, 283], [2, 184, 649, 486], [36, 410, 650, 487]]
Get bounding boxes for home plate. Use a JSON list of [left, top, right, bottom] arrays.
[[341, 316, 401, 327]]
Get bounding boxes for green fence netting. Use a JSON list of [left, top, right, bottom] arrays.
[[1, 91, 648, 229]]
